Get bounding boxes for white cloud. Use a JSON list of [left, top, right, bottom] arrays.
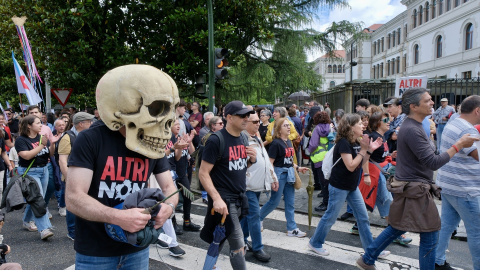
[[307, 0, 406, 61]]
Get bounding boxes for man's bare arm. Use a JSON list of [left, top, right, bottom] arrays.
[[66, 166, 151, 233], [153, 170, 179, 228], [59, 154, 69, 178]]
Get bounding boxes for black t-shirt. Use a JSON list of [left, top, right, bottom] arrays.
[[8, 119, 19, 134], [259, 124, 268, 142], [68, 121, 169, 257], [0, 138, 5, 171], [368, 131, 388, 163], [329, 138, 361, 191], [202, 128, 247, 195], [165, 134, 177, 172], [268, 138, 294, 168], [15, 135, 50, 167]]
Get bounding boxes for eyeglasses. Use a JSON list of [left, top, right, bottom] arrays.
[[215, 122, 224, 126], [381, 118, 390, 123], [260, 115, 267, 117], [282, 124, 290, 128], [249, 120, 260, 124], [5, 113, 11, 115]]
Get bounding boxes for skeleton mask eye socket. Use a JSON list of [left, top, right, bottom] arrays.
[[148, 101, 170, 118]]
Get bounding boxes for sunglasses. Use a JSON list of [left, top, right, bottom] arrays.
[[216, 122, 224, 126], [234, 113, 249, 118], [249, 120, 260, 124], [381, 118, 390, 123]]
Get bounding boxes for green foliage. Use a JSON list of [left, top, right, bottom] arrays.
[[0, 0, 363, 110]]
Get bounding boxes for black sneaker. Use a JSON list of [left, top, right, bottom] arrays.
[[435, 261, 454, 270], [245, 241, 253, 252], [169, 246, 186, 257], [317, 192, 323, 198], [157, 240, 169, 249], [183, 222, 201, 232], [340, 212, 353, 220], [253, 249, 271, 262], [315, 203, 328, 212], [173, 222, 183, 235]]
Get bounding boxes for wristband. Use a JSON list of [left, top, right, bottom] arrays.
[[452, 144, 459, 153], [366, 151, 373, 155], [358, 153, 365, 158], [363, 173, 370, 177]]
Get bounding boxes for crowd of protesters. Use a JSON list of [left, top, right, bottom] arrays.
[[0, 88, 479, 270]]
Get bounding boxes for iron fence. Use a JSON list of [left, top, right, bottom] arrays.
[[312, 77, 480, 113]]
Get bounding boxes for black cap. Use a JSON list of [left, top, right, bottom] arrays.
[[224, 101, 254, 116]]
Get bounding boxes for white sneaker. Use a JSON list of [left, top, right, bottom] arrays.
[[40, 229, 54, 240], [308, 242, 329, 256], [58, 207, 67, 217], [378, 250, 391, 259], [260, 221, 264, 232], [23, 221, 38, 232], [287, 228, 306, 238]]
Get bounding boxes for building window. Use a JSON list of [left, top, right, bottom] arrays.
[[377, 64, 380, 78], [396, 56, 400, 74], [447, 0, 451, 10], [373, 42, 376, 55], [413, 9, 418, 28], [398, 28, 401, 45], [393, 31, 396, 47], [439, 0, 443, 15], [404, 24, 408, 39], [328, 65, 332, 73], [333, 64, 337, 73], [387, 60, 391, 76], [436, 36, 443, 58], [403, 54, 407, 72], [414, 44, 419, 64], [466, 23, 473, 50], [388, 34, 391, 49], [381, 37, 385, 51], [343, 65, 345, 73], [432, 0, 436, 19], [338, 65, 342, 73], [425, 2, 429, 22], [463, 71, 472, 79], [330, 81, 336, 88], [392, 59, 396, 75], [455, 0, 459, 7], [373, 66, 376, 79], [419, 6, 423, 25], [380, 63, 384, 77]]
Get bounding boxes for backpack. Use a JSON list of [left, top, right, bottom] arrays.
[[194, 130, 249, 189], [54, 130, 77, 160], [322, 145, 341, 180], [309, 136, 329, 164]]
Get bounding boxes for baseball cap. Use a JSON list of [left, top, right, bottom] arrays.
[[383, 98, 401, 107], [440, 98, 448, 102], [73, 112, 94, 125], [224, 101, 254, 116]]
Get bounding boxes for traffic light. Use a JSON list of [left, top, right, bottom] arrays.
[[195, 74, 207, 95], [214, 48, 229, 79]]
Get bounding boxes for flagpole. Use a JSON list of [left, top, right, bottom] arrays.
[[18, 94, 23, 116]]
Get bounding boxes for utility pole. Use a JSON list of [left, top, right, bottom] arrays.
[[207, 0, 215, 112]]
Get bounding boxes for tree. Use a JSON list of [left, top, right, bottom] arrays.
[[0, 0, 363, 109]]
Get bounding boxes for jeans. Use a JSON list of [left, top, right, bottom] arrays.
[[44, 163, 55, 206], [58, 180, 66, 208], [240, 191, 263, 251], [17, 166, 52, 232], [436, 123, 446, 151], [218, 203, 246, 270], [75, 247, 149, 270], [260, 170, 297, 231], [363, 225, 438, 269], [66, 209, 76, 238], [309, 185, 372, 250], [375, 172, 393, 217], [435, 193, 480, 269]]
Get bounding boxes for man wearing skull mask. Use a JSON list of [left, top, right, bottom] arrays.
[[66, 65, 179, 269], [199, 100, 257, 270]]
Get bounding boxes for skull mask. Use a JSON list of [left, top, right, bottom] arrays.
[[96, 65, 179, 159]]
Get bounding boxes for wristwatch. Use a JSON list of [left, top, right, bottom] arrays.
[[166, 203, 175, 219]]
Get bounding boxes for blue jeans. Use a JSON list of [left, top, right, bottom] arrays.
[[363, 226, 439, 270], [375, 172, 393, 217], [436, 123, 446, 151], [66, 209, 76, 238], [17, 166, 52, 232], [44, 163, 55, 206], [310, 185, 372, 250], [435, 193, 480, 269], [240, 191, 263, 251], [75, 247, 149, 270], [260, 170, 297, 231], [58, 180, 66, 208]]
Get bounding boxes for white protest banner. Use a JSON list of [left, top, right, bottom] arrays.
[[395, 76, 428, 98]]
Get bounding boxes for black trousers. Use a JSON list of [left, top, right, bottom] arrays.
[[175, 175, 192, 221]]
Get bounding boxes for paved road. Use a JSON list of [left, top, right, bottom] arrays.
[[2, 195, 474, 270]]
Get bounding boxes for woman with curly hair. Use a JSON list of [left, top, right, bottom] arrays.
[[307, 111, 331, 212], [308, 114, 391, 258]]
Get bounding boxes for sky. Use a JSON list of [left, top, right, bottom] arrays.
[[306, 0, 406, 61]]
